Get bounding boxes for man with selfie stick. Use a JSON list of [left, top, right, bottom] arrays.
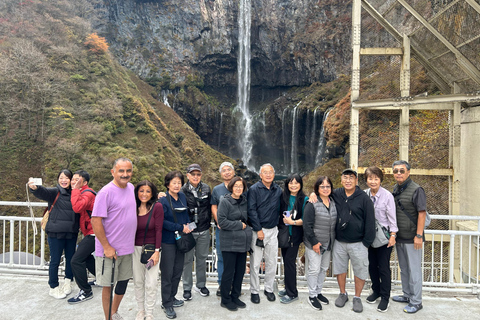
[[91, 158, 137, 320]]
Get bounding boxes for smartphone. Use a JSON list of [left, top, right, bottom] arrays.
[[30, 178, 42, 185], [188, 222, 197, 231], [146, 259, 154, 270], [283, 211, 291, 225]]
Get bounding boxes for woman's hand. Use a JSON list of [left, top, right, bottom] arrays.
[[242, 222, 246, 230], [387, 234, 396, 248], [150, 251, 160, 266], [283, 214, 294, 225], [28, 178, 37, 190], [183, 224, 191, 234], [312, 242, 322, 254]]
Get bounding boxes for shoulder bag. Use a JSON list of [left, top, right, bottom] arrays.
[[372, 219, 390, 248], [168, 194, 196, 253], [140, 203, 156, 264], [41, 192, 60, 231]]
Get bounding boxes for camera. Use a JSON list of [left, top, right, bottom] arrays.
[[30, 178, 42, 185]]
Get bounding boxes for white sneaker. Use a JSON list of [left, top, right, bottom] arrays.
[[62, 278, 72, 295], [49, 286, 67, 299]]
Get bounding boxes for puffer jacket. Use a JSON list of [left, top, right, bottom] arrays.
[[181, 181, 212, 232], [32, 185, 79, 236], [303, 199, 337, 251], [217, 194, 252, 253]]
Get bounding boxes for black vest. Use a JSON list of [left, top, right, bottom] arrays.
[[393, 178, 420, 241]]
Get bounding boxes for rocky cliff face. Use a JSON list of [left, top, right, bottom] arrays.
[[100, 0, 352, 89]]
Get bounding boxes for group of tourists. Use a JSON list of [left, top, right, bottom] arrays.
[[28, 157, 427, 319]]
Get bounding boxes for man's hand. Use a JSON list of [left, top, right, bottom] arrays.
[[414, 235, 423, 250], [308, 192, 318, 203], [257, 229, 265, 240], [312, 242, 322, 254], [157, 192, 166, 199], [104, 245, 117, 260]]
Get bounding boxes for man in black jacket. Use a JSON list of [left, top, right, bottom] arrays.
[[181, 164, 212, 301], [332, 169, 375, 313]]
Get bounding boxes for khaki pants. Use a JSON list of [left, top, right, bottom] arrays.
[[250, 227, 278, 294], [132, 246, 160, 316]]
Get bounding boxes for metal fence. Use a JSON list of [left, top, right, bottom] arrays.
[[1, 202, 480, 293]]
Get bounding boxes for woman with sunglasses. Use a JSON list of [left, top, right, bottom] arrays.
[[364, 166, 397, 312], [158, 171, 193, 319], [303, 176, 337, 311]]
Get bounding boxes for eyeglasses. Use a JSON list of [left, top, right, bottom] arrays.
[[261, 171, 274, 175], [221, 168, 233, 173], [319, 185, 331, 189], [341, 175, 356, 181], [393, 169, 406, 174], [189, 173, 201, 177], [233, 185, 244, 189]]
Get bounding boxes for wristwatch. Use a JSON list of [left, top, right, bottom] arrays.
[[390, 233, 397, 238], [415, 234, 423, 238], [294, 220, 297, 225]]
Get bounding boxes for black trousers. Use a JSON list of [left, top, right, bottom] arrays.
[[161, 243, 185, 307], [368, 244, 393, 300], [221, 251, 247, 304], [71, 235, 96, 293], [281, 244, 300, 298]]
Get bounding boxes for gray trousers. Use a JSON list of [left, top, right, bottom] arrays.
[[250, 227, 278, 294], [396, 243, 423, 304], [182, 230, 211, 291], [305, 247, 331, 297]]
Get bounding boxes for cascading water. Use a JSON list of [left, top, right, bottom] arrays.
[[311, 108, 318, 165], [290, 105, 299, 173], [236, 0, 253, 169], [217, 112, 223, 150], [315, 108, 332, 166], [282, 108, 289, 172], [161, 90, 172, 109]]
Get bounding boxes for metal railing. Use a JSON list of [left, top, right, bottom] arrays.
[[1, 202, 480, 294]]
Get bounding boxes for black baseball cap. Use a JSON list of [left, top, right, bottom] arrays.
[[187, 164, 202, 173], [342, 168, 357, 177]]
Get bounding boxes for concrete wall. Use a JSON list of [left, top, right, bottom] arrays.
[[461, 106, 480, 215]]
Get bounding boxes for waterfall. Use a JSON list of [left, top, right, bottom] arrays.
[[311, 108, 318, 166], [290, 105, 299, 173], [161, 90, 172, 109], [236, 0, 253, 169], [282, 108, 289, 172], [217, 112, 223, 150], [315, 108, 332, 166]]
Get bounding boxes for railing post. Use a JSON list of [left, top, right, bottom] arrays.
[[9, 218, 14, 267], [449, 234, 455, 285], [40, 227, 46, 268]]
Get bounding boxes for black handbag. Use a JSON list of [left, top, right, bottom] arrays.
[[140, 204, 155, 264], [277, 225, 290, 248], [167, 194, 196, 253]]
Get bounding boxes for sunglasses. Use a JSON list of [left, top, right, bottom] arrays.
[[393, 169, 406, 174], [189, 172, 201, 177]]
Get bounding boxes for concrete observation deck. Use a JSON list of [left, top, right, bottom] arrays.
[[1, 274, 479, 320]]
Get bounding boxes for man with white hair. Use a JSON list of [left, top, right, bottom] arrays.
[[247, 163, 282, 304]]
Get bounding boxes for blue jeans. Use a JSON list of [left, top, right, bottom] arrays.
[[48, 236, 77, 288], [215, 227, 223, 284]]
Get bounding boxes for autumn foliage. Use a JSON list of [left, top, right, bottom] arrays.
[[84, 33, 109, 54]]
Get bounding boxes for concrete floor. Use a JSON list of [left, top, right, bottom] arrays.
[[1, 274, 479, 320]]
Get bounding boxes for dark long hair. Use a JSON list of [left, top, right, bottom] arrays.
[[283, 173, 305, 204], [57, 169, 73, 190], [135, 180, 158, 212]]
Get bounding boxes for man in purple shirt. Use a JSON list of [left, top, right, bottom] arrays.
[[92, 158, 137, 320]]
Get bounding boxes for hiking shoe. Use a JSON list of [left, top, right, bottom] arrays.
[[112, 313, 124, 320], [49, 286, 66, 299], [352, 297, 363, 313], [392, 295, 410, 303], [163, 306, 176, 319], [366, 291, 380, 304], [173, 298, 184, 307], [63, 278, 72, 295], [404, 303, 423, 313], [216, 287, 221, 297], [232, 298, 246, 308], [67, 290, 93, 304], [377, 298, 389, 312], [335, 292, 348, 308], [194, 286, 210, 297], [264, 290, 276, 301], [317, 293, 329, 305], [221, 301, 238, 311], [278, 289, 287, 297], [280, 295, 298, 304], [183, 290, 192, 301], [308, 296, 322, 310], [135, 310, 145, 320]]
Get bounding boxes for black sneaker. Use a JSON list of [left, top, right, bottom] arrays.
[[216, 287, 221, 297], [67, 290, 93, 304], [221, 301, 238, 311], [366, 291, 381, 304], [163, 306, 176, 319], [194, 286, 210, 297], [308, 296, 322, 310], [317, 294, 329, 305], [377, 298, 389, 312], [183, 290, 192, 301], [173, 298, 184, 307], [87, 280, 98, 287], [232, 298, 246, 309]]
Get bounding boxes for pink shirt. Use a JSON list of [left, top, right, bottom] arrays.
[[365, 186, 398, 233], [92, 181, 137, 256]]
